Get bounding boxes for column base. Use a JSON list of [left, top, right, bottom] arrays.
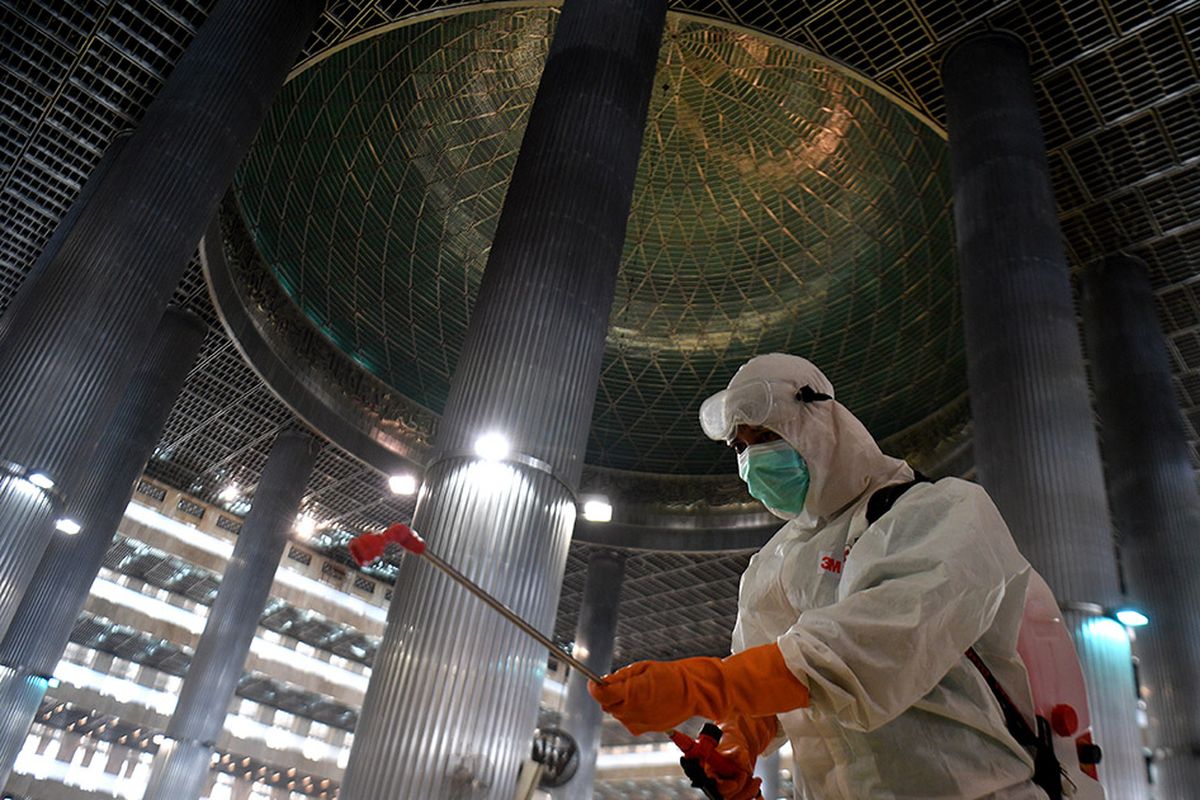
[[143, 736, 214, 800], [1066, 610, 1148, 799], [0, 664, 50, 787]]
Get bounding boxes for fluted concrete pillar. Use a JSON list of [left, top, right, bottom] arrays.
[[0, 131, 130, 343], [1083, 253, 1200, 793], [0, 0, 323, 640], [756, 751, 781, 800], [0, 136, 132, 740], [338, 3, 666, 798], [552, 550, 627, 800], [0, 307, 206, 786], [142, 430, 320, 800], [0, 666, 48, 786], [944, 32, 1147, 797]]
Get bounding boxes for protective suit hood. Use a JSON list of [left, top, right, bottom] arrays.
[[705, 354, 912, 519]]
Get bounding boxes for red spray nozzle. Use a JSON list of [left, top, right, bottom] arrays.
[[381, 522, 426, 554], [668, 729, 696, 753], [347, 523, 427, 566], [668, 724, 741, 778], [348, 531, 387, 566]]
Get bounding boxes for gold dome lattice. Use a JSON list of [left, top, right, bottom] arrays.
[[235, 8, 962, 475]]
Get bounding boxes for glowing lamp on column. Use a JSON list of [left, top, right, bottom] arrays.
[[388, 474, 418, 495], [1114, 608, 1149, 628], [581, 496, 613, 523], [474, 432, 511, 461], [54, 518, 81, 535], [295, 514, 317, 538], [27, 472, 55, 490]]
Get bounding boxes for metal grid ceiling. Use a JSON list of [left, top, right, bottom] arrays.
[[0, 0, 1196, 669], [234, 9, 960, 475]]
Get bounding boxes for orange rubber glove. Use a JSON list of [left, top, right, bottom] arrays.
[[705, 714, 780, 800], [587, 642, 808, 735]]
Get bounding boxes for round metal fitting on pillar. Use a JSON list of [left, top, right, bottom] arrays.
[[428, 449, 576, 500], [0, 666, 52, 788]]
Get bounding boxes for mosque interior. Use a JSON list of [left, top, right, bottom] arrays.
[[0, 1, 1197, 799]]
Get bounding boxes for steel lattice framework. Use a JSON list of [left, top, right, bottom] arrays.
[[235, 10, 960, 475]]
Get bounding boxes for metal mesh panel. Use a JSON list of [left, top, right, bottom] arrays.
[[31, 697, 339, 797], [103, 534, 380, 666], [555, 545, 751, 663], [236, 8, 961, 475], [0, 1, 212, 313], [68, 612, 361, 730]]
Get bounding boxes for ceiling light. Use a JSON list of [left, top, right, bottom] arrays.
[[1115, 609, 1149, 627], [295, 514, 317, 538], [27, 472, 54, 490], [54, 518, 81, 535], [388, 474, 417, 495], [218, 484, 240, 502], [474, 432, 510, 461], [582, 498, 613, 523]]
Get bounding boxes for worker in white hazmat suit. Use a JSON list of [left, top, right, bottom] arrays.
[[590, 353, 1045, 799]]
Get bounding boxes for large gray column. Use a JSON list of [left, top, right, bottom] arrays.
[[337, 3, 666, 798], [0, 131, 130, 342], [552, 550, 627, 800], [944, 32, 1147, 797], [1082, 253, 1200, 794], [0, 0, 323, 640], [142, 430, 320, 800], [756, 751, 781, 800], [0, 307, 206, 786]]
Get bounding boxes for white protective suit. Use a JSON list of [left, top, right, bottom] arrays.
[[709, 355, 1044, 799]]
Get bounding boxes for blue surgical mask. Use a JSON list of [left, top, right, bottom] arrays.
[[737, 439, 810, 518]]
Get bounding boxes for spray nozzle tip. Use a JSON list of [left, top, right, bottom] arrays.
[[383, 523, 426, 555]]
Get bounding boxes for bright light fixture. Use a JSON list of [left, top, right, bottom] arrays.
[[1116, 609, 1149, 627], [474, 432, 510, 461], [582, 498, 613, 523], [28, 472, 54, 490], [54, 518, 81, 535], [218, 484, 240, 502], [295, 514, 317, 538], [388, 474, 418, 495]]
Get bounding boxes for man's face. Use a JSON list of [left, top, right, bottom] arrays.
[[731, 424, 782, 454]]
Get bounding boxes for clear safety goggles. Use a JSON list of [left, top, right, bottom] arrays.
[[700, 379, 799, 442], [700, 379, 833, 442]]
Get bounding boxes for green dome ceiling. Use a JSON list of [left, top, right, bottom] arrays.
[[234, 6, 963, 476]]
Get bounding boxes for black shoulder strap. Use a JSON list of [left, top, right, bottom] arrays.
[[964, 648, 1038, 747], [965, 649, 1065, 798], [865, 471, 931, 525]]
